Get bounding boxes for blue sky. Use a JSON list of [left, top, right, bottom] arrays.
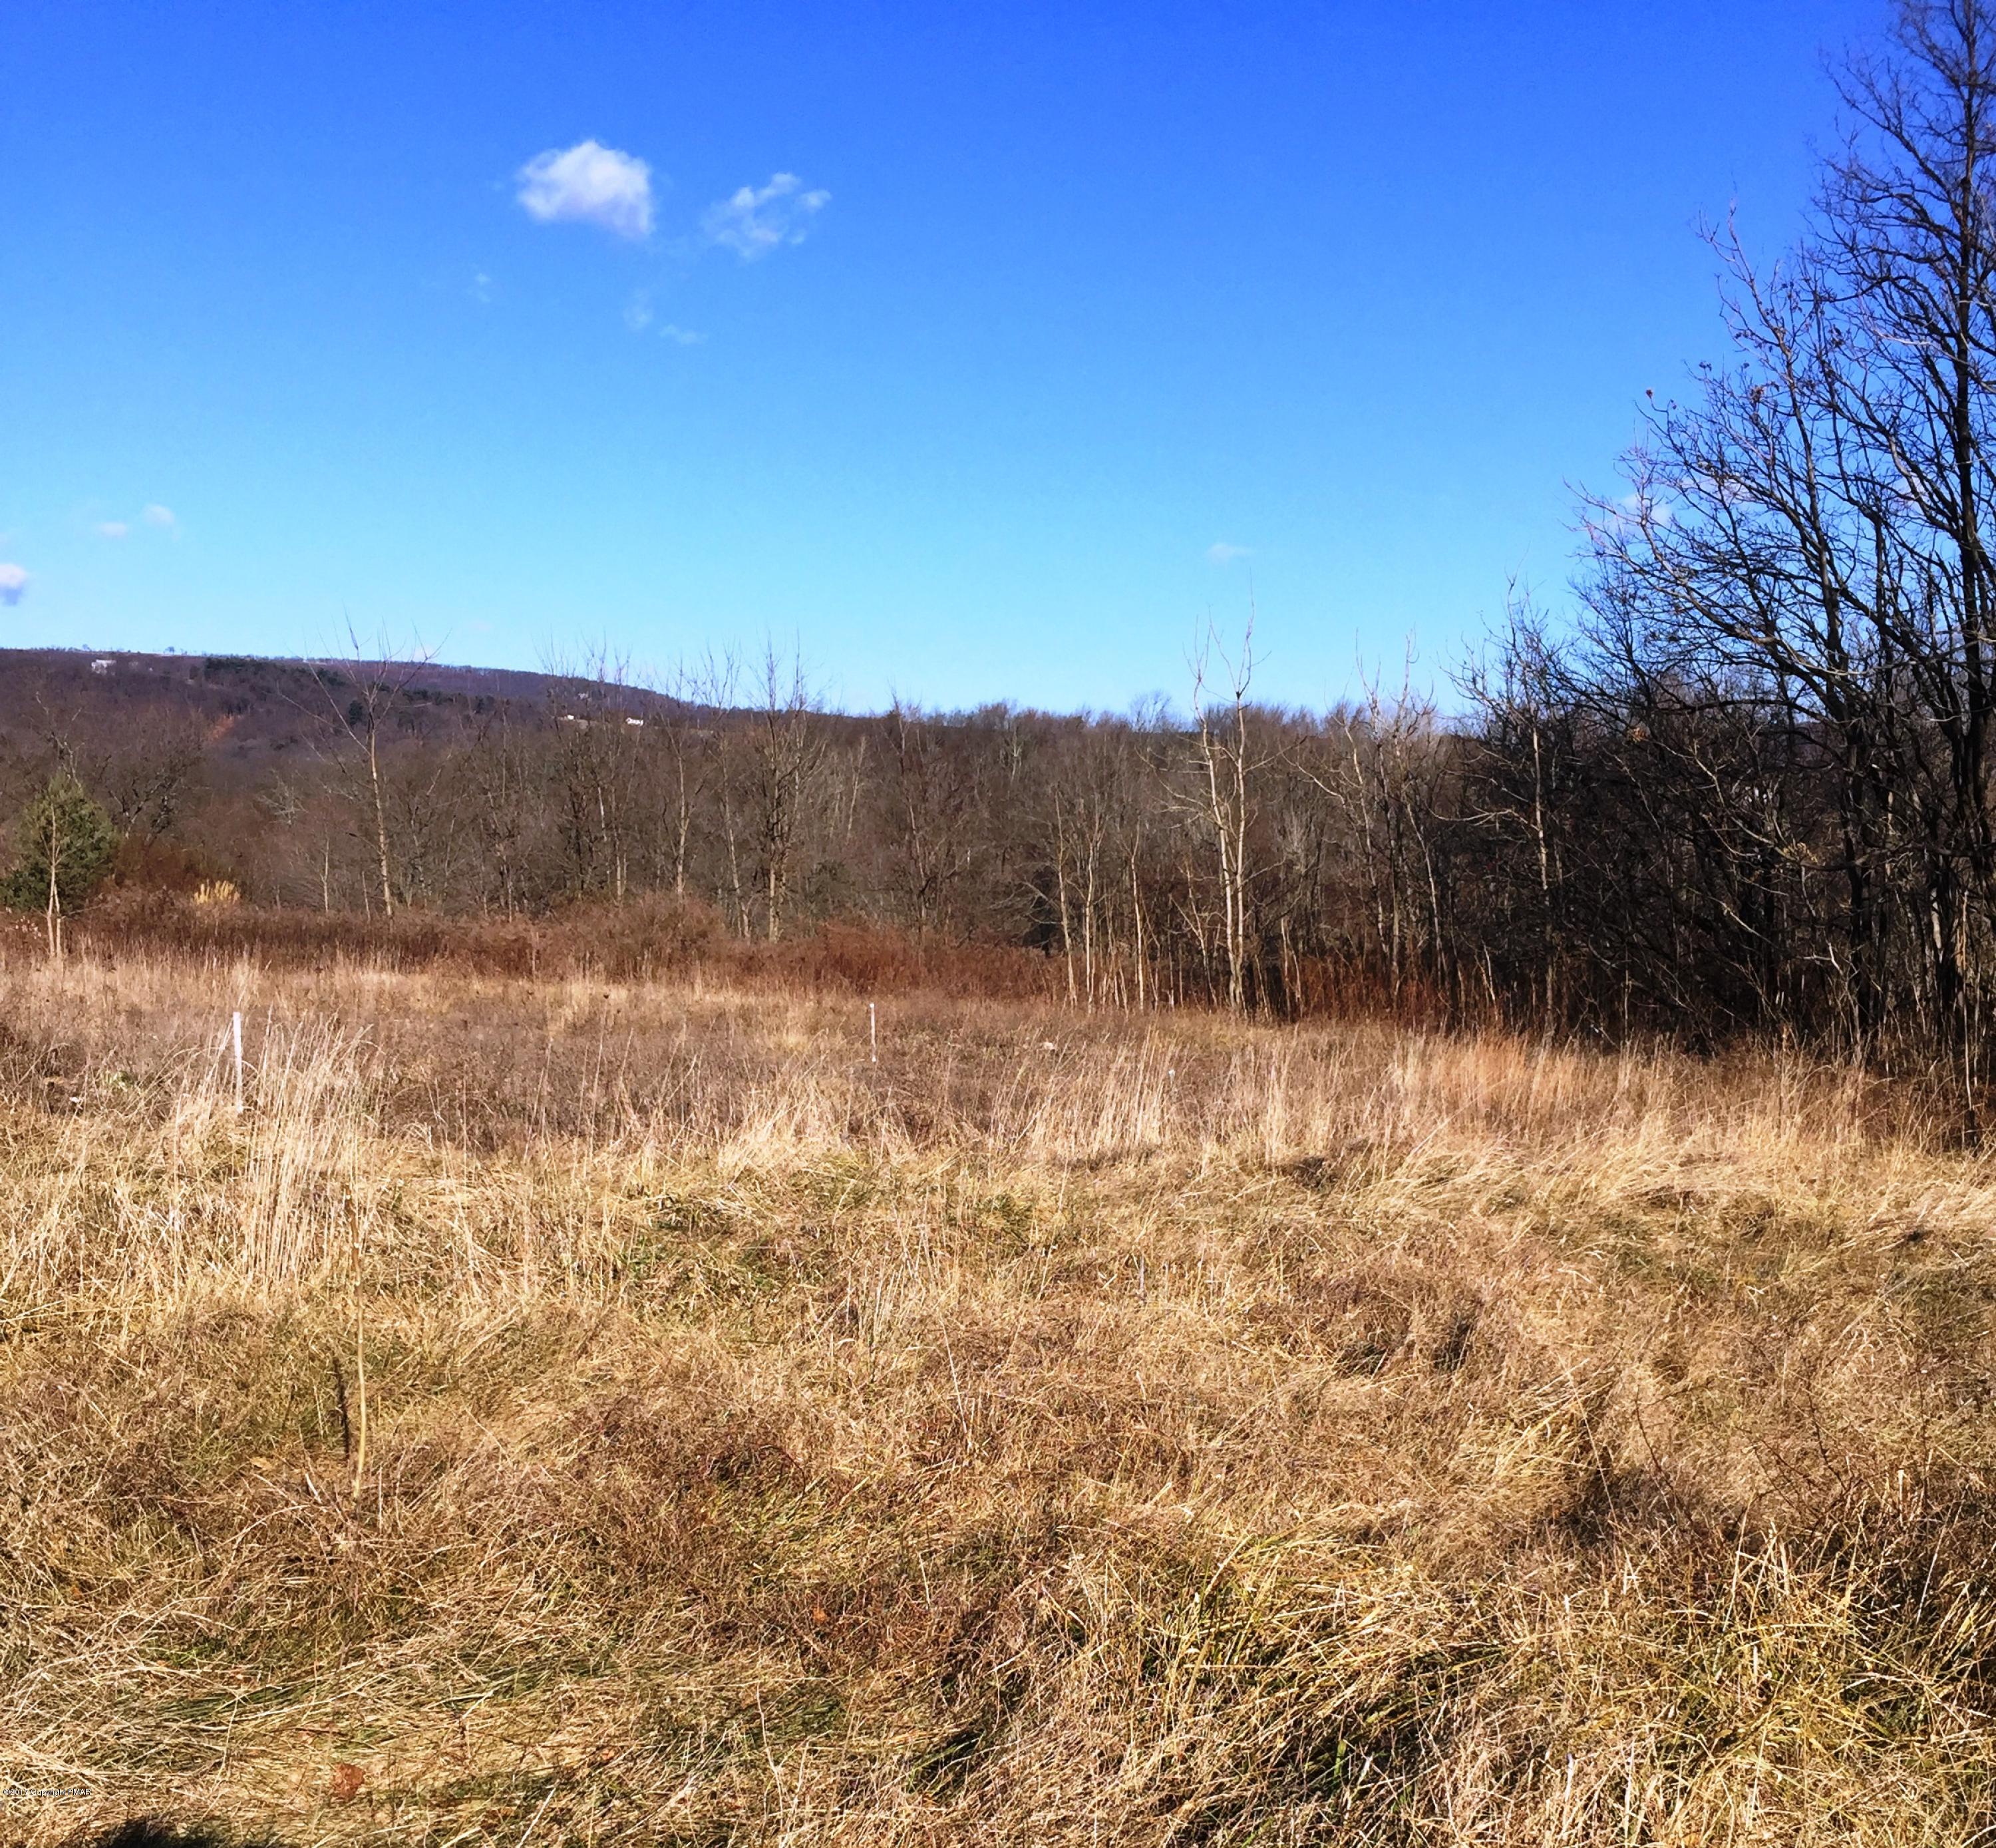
[[1, 0, 1876, 712]]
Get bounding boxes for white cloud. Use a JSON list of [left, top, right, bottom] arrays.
[[1207, 542, 1251, 564], [703, 172, 829, 260], [0, 563, 27, 606], [516, 140, 655, 240], [470, 270, 495, 304], [93, 506, 172, 538], [624, 290, 704, 343], [1614, 491, 1673, 530]]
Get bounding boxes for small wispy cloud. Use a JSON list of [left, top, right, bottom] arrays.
[[624, 291, 705, 343], [1207, 541, 1251, 564], [0, 563, 28, 607], [94, 505, 174, 539], [703, 172, 829, 260], [1614, 491, 1673, 530], [517, 140, 655, 240], [470, 270, 495, 304]]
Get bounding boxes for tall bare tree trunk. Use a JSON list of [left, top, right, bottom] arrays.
[[369, 726, 395, 919]]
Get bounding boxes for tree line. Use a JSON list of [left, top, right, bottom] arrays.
[[13, 2, 1996, 1095]]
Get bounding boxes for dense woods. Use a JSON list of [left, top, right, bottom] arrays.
[[17, 3, 1996, 1095]]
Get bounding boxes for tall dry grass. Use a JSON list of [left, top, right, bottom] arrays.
[[3, 949, 1995, 1843]]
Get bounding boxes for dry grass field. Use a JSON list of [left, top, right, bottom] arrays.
[[5, 949, 1996, 1844]]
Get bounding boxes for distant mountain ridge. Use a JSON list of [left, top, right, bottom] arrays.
[[0, 646, 613, 712]]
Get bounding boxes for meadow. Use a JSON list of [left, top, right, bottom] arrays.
[[5, 946, 1996, 1844]]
